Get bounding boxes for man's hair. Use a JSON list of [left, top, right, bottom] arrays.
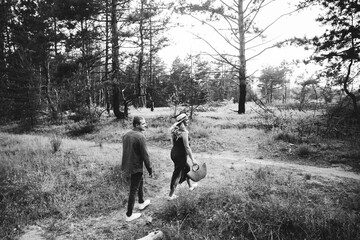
[[133, 116, 144, 127]]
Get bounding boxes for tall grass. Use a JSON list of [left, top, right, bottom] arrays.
[[0, 133, 128, 240], [155, 167, 360, 240], [2, 105, 359, 239]]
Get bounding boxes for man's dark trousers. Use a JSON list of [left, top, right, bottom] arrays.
[[126, 172, 144, 217]]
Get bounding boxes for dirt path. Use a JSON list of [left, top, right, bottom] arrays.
[[201, 151, 360, 181], [19, 140, 360, 240]]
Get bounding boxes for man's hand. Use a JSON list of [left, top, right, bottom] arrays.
[[148, 168, 153, 178]]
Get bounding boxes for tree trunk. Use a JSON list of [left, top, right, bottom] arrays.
[[237, 0, 246, 114], [124, 100, 129, 117], [45, 60, 58, 120], [53, 17, 58, 55], [111, 0, 124, 119], [343, 60, 358, 114], [238, 76, 246, 113], [105, 0, 110, 114], [149, 6, 154, 111], [137, 0, 145, 108]]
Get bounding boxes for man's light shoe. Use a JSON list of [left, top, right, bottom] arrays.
[[126, 212, 141, 222], [137, 199, 150, 210]]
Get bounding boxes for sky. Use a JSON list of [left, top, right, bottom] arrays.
[[157, 0, 325, 78]]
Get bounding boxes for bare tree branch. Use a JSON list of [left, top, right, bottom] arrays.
[[200, 51, 237, 68], [243, 0, 252, 14], [187, 30, 237, 68], [244, 0, 267, 32], [244, 0, 276, 19], [246, 40, 288, 62], [246, 35, 283, 51], [188, 14, 239, 50], [219, 0, 237, 13], [246, 6, 305, 45]]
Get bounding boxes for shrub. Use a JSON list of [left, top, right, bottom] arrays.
[[155, 194, 199, 223], [65, 121, 96, 136], [296, 144, 311, 158], [254, 167, 272, 181], [274, 132, 299, 143], [67, 107, 103, 124], [190, 127, 209, 139], [188, 122, 210, 139], [50, 135, 62, 153], [215, 122, 234, 129], [147, 127, 169, 142], [148, 115, 172, 128]]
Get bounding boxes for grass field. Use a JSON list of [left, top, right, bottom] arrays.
[[1, 102, 360, 240]]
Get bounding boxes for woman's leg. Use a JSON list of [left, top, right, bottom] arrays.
[[169, 165, 182, 197], [186, 178, 192, 188], [184, 163, 192, 188]]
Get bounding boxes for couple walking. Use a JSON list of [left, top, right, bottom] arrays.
[[121, 113, 198, 222]]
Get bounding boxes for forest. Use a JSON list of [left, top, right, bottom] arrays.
[[1, 0, 360, 239], [0, 0, 359, 126], [0, 0, 235, 128]]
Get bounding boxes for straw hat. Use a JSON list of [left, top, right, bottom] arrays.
[[175, 113, 188, 124]]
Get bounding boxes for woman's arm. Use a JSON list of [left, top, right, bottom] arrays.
[[181, 131, 197, 165]]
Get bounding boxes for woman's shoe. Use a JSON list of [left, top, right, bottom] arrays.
[[168, 194, 178, 201], [189, 182, 198, 191]]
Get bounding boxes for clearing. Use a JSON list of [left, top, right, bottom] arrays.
[[17, 104, 360, 239]]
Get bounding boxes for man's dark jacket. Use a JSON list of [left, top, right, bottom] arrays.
[[121, 128, 152, 175]]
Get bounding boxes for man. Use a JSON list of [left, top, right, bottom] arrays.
[[121, 116, 153, 222]]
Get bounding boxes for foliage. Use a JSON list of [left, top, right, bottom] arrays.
[[258, 65, 289, 104], [297, 0, 360, 113], [167, 57, 209, 116], [177, 0, 303, 113], [322, 98, 360, 138], [207, 62, 238, 102], [113, 0, 172, 116], [0, 0, 104, 123], [250, 101, 360, 170], [255, 108, 317, 139], [0, 0, 173, 124], [0, 0, 46, 125], [146, 57, 171, 108], [291, 78, 320, 111]]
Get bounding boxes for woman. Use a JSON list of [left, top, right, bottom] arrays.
[[168, 113, 198, 200]]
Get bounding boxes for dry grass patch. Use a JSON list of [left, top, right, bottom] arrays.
[[0, 133, 129, 240], [2, 102, 360, 239], [153, 167, 360, 240]]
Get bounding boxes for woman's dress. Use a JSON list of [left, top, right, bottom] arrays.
[[170, 135, 190, 186]]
